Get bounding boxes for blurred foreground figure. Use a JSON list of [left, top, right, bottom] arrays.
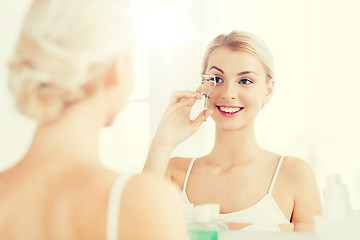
[[0, 0, 188, 239]]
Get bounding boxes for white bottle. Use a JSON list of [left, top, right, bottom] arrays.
[[183, 203, 195, 222], [315, 173, 359, 240], [207, 204, 229, 230], [322, 173, 352, 219]]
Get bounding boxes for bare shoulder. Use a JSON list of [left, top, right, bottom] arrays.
[[281, 156, 316, 180], [281, 157, 323, 229], [118, 173, 188, 240], [281, 156, 319, 195]]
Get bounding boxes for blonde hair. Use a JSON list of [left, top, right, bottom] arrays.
[[8, 0, 135, 123], [202, 30, 274, 79]]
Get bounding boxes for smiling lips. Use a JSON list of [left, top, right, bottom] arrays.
[[217, 105, 244, 116]]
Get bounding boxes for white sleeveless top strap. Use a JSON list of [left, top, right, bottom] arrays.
[[268, 156, 285, 194], [106, 174, 133, 240], [182, 158, 196, 193]]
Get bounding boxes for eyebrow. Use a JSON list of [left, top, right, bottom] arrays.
[[209, 66, 224, 74], [237, 71, 257, 76], [209, 66, 257, 76]]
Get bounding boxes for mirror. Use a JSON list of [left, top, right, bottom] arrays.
[[1, 0, 360, 235]]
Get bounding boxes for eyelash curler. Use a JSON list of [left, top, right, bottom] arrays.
[[201, 74, 217, 121]]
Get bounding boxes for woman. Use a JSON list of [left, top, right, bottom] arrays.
[[144, 30, 322, 231], [0, 0, 188, 239]]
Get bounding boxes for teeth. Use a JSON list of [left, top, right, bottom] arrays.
[[219, 106, 242, 113]]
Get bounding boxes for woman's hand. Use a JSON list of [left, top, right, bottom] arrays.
[[153, 85, 213, 148], [143, 85, 213, 175]]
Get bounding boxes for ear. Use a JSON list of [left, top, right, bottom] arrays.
[[263, 78, 274, 104], [100, 52, 134, 126], [103, 52, 134, 92], [103, 55, 121, 89]]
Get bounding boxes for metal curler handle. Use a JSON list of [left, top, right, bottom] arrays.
[[201, 74, 217, 121]]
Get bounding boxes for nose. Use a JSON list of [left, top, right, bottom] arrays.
[[221, 82, 236, 100]]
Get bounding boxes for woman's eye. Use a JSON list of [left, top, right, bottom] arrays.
[[239, 79, 253, 85], [215, 77, 224, 83]]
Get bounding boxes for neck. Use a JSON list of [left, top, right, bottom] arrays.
[[208, 121, 263, 168], [24, 95, 106, 171]]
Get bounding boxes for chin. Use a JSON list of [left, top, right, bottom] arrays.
[[212, 117, 251, 132], [216, 123, 246, 132]]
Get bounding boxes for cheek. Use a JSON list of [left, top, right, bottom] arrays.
[[208, 87, 263, 108], [207, 89, 221, 106], [241, 90, 263, 107]]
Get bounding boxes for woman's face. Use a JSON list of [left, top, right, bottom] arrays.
[[204, 47, 273, 130]]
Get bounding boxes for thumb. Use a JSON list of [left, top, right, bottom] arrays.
[[190, 109, 214, 129], [203, 109, 213, 121]]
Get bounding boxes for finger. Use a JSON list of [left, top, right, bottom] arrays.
[[192, 85, 204, 100], [193, 91, 203, 100], [179, 96, 193, 103], [202, 109, 214, 121], [166, 98, 195, 114], [189, 109, 213, 131], [196, 83, 204, 93], [195, 84, 204, 95], [167, 90, 196, 107], [179, 96, 197, 107]]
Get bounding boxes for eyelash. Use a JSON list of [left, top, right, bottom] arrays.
[[214, 77, 253, 85], [215, 76, 223, 83], [239, 79, 253, 85]]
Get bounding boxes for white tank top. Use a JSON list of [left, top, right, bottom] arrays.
[[106, 174, 132, 240], [181, 156, 290, 231]]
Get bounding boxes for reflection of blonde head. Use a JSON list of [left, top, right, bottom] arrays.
[[8, 0, 134, 123], [202, 30, 274, 80]]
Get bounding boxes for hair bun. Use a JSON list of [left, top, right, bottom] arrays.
[[8, 58, 86, 123]]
